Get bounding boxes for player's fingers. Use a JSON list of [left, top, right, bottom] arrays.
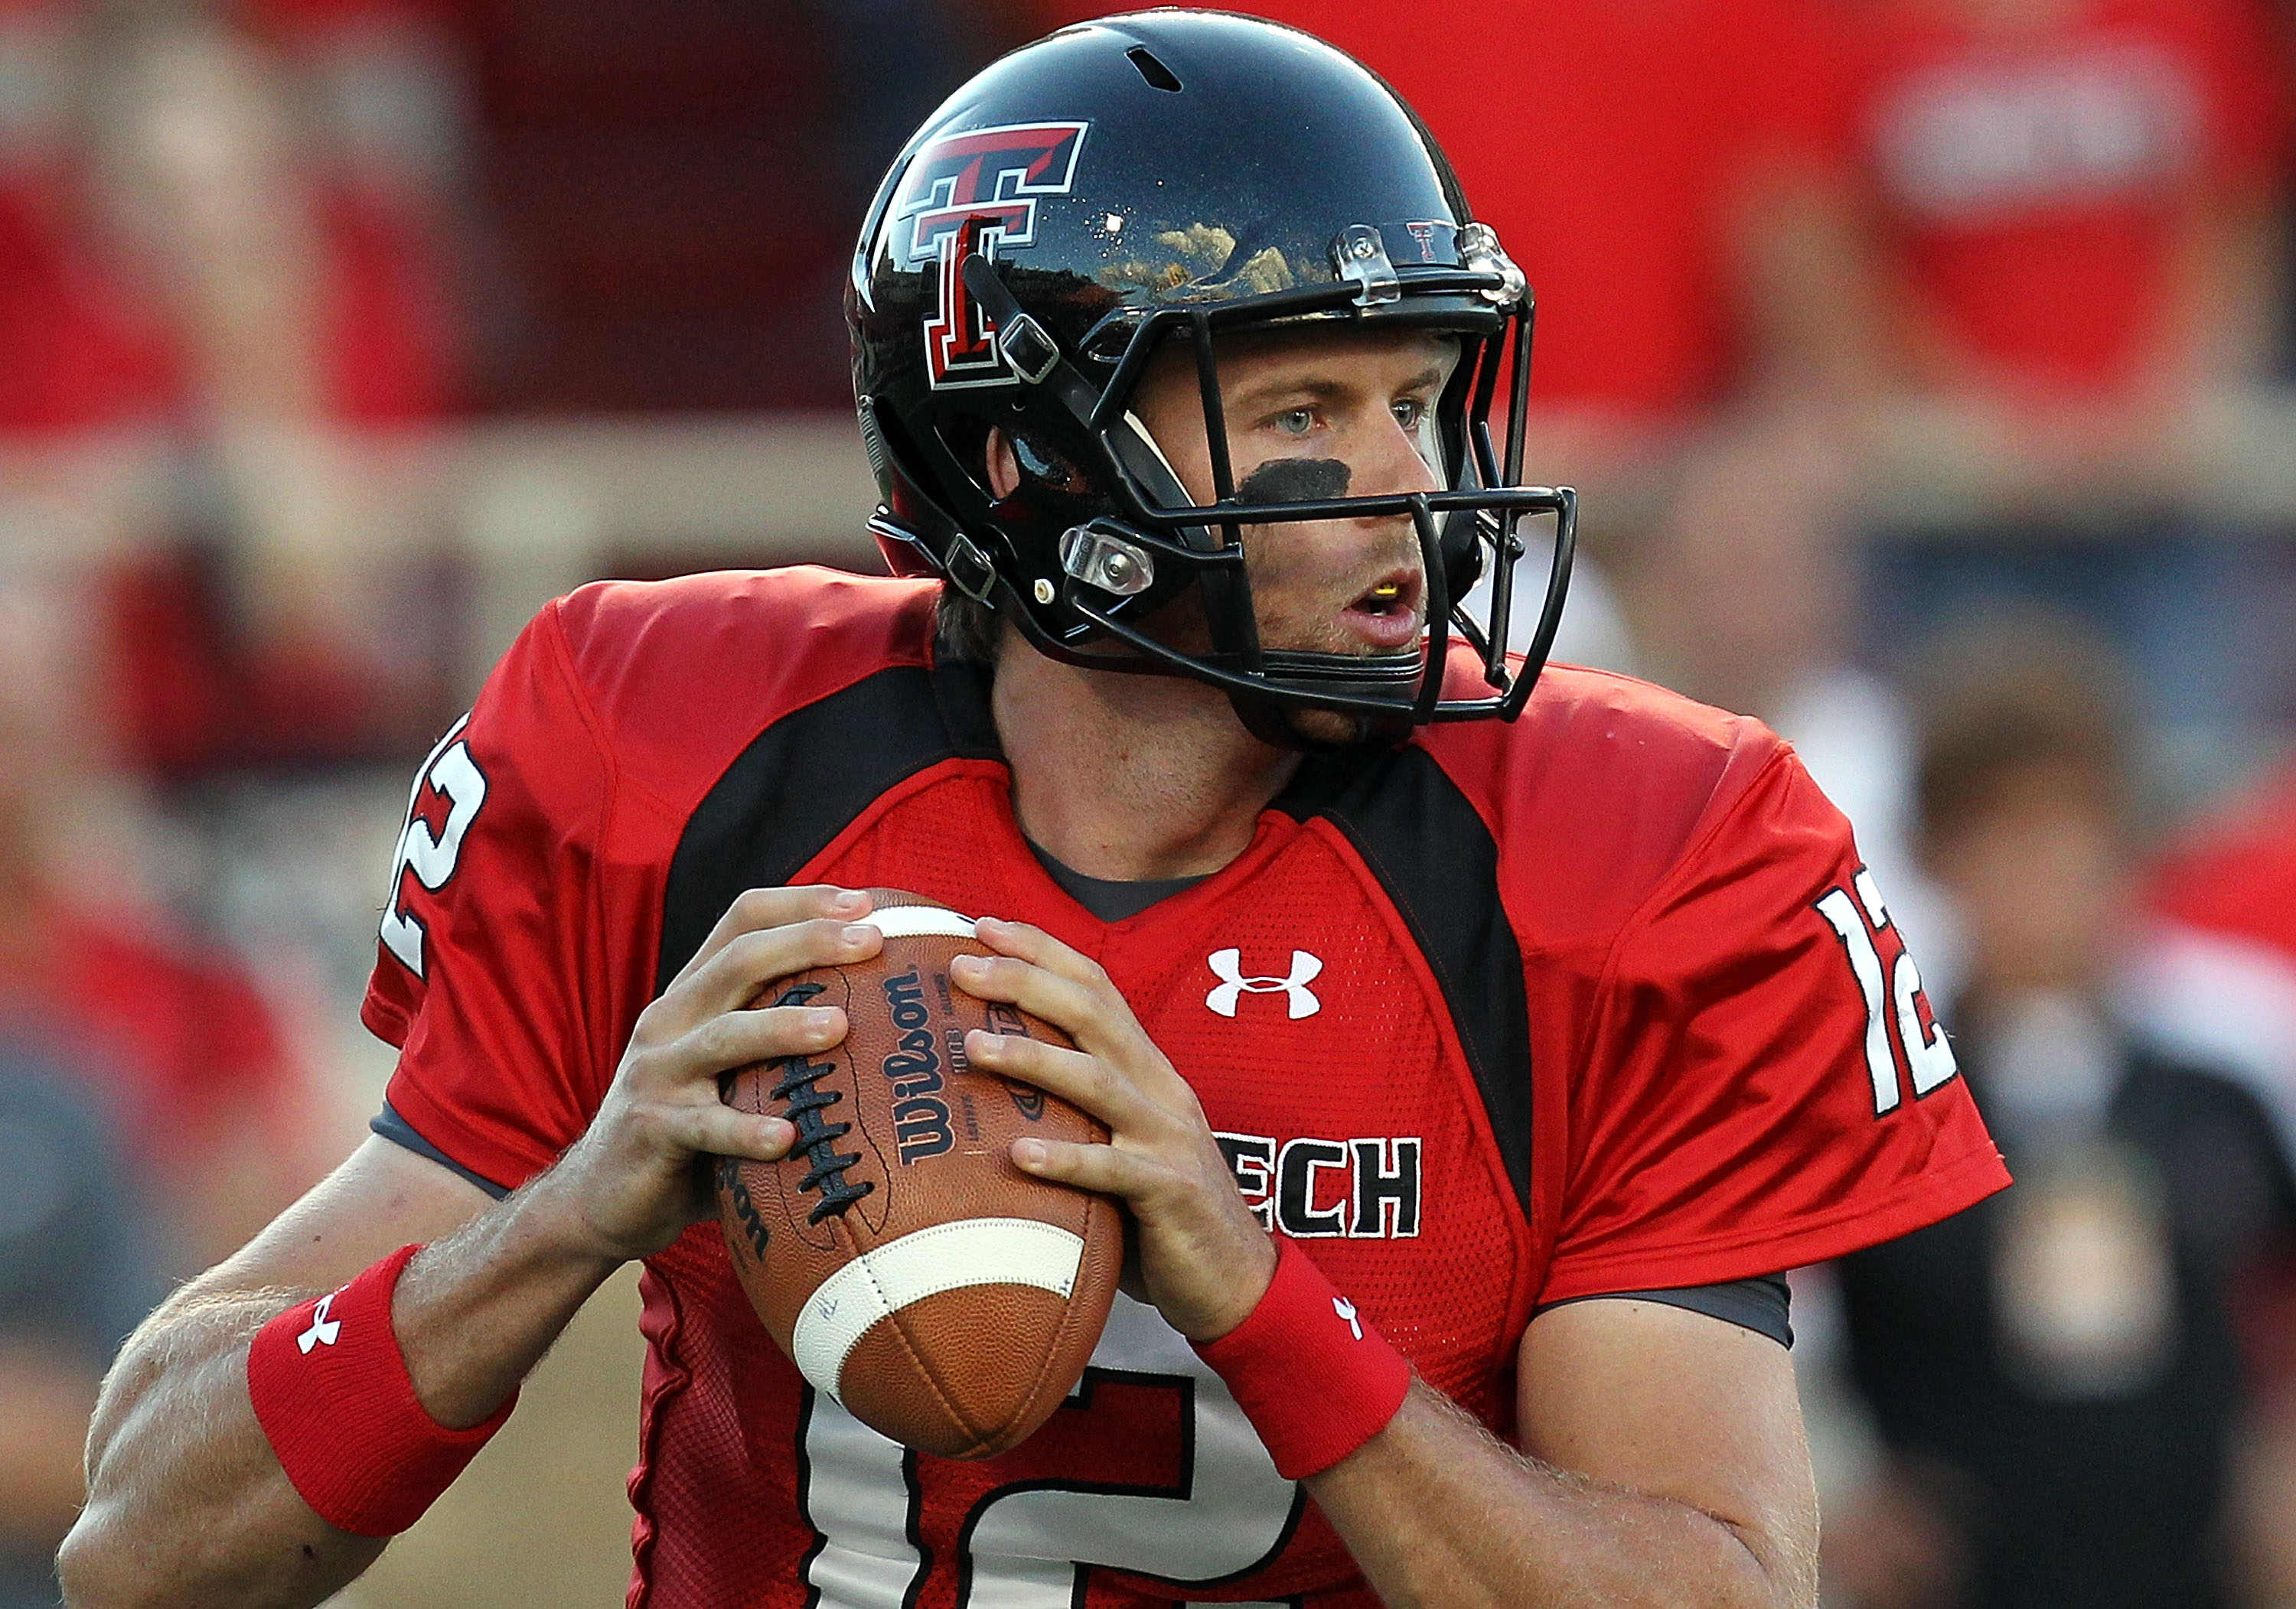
[[948, 950, 1096, 1036], [963, 1031, 1164, 1135], [668, 885, 872, 989], [656, 916, 884, 1031], [970, 917, 1107, 992], [1007, 1135, 1172, 1205], [950, 949, 1176, 1093], [655, 1002, 846, 1092], [666, 1101, 797, 1165], [970, 918, 1169, 1059]]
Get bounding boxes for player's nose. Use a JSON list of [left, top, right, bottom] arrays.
[[1336, 412, 1442, 535], [1355, 411, 1441, 503]]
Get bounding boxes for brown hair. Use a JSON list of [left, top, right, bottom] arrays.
[[1913, 613, 2136, 853], [933, 584, 1005, 665]]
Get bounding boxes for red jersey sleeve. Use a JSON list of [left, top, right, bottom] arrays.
[[1538, 744, 2007, 1304], [362, 598, 625, 1190]]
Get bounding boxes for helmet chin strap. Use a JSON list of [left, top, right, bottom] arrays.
[[1228, 687, 1414, 754], [1225, 642, 1424, 753]]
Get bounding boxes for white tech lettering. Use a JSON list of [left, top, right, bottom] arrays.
[[1218, 1130, 1423, 1239], [1350, 1137, 1423, 1238], [1275, 1138, 1350, 1238], [1205, 948, 1323, 1019], [298, 1293, 341, 1354]]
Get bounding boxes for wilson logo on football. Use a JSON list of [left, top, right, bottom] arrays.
[[893, 120, 1089, 390], [1205, 948, 1324, 1020], [879, 967, 955, 1162]]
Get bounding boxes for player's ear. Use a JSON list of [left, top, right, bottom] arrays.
[[983, 427, 1022, 500]]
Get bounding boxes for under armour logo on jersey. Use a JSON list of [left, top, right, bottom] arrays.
[[1333, 1295, 1363, 1340], [1205, 949, 1323, 1019], [298, 1293, 341, 1354]]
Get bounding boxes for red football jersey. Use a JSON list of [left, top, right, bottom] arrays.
[[364, 568, 2006, 1607]]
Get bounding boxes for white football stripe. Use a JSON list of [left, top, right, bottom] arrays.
[[793, 1218, 1085, 1403], [863, 906, 979, 941]]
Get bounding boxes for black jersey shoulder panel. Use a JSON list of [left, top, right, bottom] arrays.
[[655, 660, 1000, 995], [1277, 744, 1531, 1218]]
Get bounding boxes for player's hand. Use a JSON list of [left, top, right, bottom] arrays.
[[953, 918, 1278, 1342], [546, 885, 885, 1262]]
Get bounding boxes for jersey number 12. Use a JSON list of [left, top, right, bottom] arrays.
[[1816, 869, 1957, 1116], [799, 1295, 1299, 1607], [380, 715, 489, 980]]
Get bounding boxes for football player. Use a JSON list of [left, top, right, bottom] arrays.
[[62, 13, 2007, 1608]]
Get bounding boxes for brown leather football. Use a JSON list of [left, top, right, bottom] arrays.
[[714, 889, 1121, 1458]]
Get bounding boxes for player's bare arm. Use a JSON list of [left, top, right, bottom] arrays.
[[64, 1144, 487, 1609], [960, 918, 1818, 1609], [1306, 1301, 1819, 1608], [60, 886, 873, 1609]]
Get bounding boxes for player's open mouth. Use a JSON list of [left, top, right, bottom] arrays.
[[1339, 571, 1424, 649]]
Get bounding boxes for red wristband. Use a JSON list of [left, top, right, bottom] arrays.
[[247, 1245, 517, 1537], [1191, 1239, 1411, 1480]]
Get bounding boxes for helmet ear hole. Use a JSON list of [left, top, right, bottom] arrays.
[[980, 428, 1022, 501], [1010, 432, 1082, 493], [981, 425, 1094, 510], [932, 416, 1002, 505]]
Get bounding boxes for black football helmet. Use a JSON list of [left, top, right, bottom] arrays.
[[846, 8, 1574, 743]]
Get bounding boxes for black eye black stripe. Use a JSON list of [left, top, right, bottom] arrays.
[[1234, 456, 1352, 505]]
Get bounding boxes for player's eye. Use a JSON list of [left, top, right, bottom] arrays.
[[1401, 399, 1443, 479], [1272, 407, 1315, 437]]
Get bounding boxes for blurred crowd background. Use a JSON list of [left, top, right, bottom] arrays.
[[4, 0, 2296, 1605]]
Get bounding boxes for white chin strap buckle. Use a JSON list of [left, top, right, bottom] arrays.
[[1059, 523, 1156, 597]]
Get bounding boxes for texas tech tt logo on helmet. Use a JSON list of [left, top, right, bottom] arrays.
[[893, 121, 1088, 389]]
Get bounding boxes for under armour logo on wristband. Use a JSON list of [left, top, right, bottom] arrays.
[[298, 1293, 342, 1354], [1332, 1295, 1363, 1340], [1205, 948, 1323, 1019]]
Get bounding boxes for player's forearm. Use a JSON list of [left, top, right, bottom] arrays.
[[1309, 1383, 1816, 1609], [62, 1290, 386, 1609], [387, 1161, 628, 1425], [63, 1171, 621, 1609]]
